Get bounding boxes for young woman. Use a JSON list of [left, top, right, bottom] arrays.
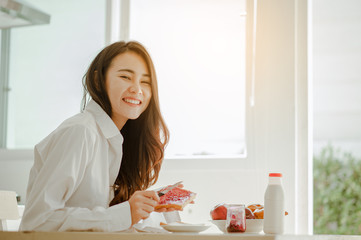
[[20, 41, 170, 232]]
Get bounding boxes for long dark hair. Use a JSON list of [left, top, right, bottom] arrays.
[[82, 41, 169, 205]]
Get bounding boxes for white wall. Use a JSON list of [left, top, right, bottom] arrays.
[[0, 150, 33, 204], [245, 0, 311, 234]]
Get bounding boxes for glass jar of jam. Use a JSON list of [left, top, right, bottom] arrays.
[[226, 204, 246, 233]]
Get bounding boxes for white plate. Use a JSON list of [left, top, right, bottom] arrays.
[[161, 223, 211, 233]]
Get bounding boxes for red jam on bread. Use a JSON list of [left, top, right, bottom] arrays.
[[155, 187, 196, 210]]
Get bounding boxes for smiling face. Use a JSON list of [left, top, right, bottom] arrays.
[[105, 51, 152, 130]]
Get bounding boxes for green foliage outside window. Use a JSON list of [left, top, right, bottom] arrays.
[[314, 145, 361, 235]]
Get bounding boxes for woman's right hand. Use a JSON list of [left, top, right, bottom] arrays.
[[128, 190, 159, 225]]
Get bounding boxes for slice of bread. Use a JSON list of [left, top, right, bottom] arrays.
[[155, 187, 196, 210]]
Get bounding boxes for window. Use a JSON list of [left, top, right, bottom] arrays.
[[129, 0, 247, 157], [3, 0, 105, 148], [312, 0, 361, 235], [2, 0, 247, 158]]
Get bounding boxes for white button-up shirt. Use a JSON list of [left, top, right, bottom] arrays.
[[19, 100, 132, 232]]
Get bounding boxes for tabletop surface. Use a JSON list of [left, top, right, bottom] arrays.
[[2, 231, 361, 240]]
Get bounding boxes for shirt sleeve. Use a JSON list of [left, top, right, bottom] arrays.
[[20, 125, 132, 232]]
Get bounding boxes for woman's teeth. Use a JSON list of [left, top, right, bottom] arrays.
[[124, 98, 140, 104]]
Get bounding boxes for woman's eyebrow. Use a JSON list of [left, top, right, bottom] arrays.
[[117, 69, 134, 73], [117, 69, 150, 77]]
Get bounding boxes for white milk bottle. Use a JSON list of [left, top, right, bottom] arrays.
[[263, 173, 285, 234]]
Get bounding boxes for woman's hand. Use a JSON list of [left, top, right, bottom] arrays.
[[128, 190, 159, 225], [155, 207, 178, 212]]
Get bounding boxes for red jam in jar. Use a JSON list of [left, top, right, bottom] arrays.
[[226, 204, 246, 233]]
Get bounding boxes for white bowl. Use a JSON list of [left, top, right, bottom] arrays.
[[210, 219, 263, 233], [246, 219, 263, 233], [210, 220, 227, 233]]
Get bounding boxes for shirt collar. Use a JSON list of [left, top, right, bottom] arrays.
[[85, 99, 122, 140]]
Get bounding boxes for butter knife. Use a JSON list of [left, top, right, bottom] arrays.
[[158, 181, 183, 197]]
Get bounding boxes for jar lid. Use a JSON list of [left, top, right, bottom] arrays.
[[269, 173, 282, 177]]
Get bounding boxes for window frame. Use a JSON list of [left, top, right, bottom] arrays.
[[0, 29, 10, 148]]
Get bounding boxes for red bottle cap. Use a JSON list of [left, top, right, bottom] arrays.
[[269, 173, 282, 177]]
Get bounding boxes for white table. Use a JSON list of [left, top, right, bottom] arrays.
[[1, 231, 361, 240]]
